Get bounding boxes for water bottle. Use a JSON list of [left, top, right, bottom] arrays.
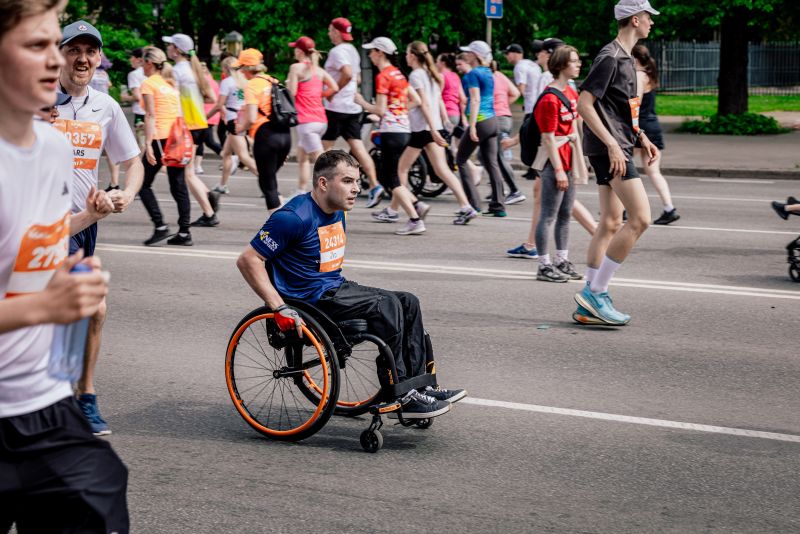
[[48, 263, 92, 381], [500, 131, 513, 162]]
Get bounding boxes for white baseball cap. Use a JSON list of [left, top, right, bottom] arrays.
[[162, 33, 194, 54], [614, 0, 660, 20], [459, 40, 492, 61], [362, 37, 398, 55]]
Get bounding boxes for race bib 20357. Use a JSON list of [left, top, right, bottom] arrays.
[[53, 119, 103, 170]]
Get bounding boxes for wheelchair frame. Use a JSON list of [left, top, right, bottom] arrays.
[[787, 236, 800, 282], [225, 299, 439, 452]]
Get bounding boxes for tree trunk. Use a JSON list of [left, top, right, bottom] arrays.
[[717, 6, 749, 115]]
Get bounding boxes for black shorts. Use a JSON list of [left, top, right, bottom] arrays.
[[0, 397, 129, 533], [589, 149, 640, 186], [321, 110, 362, 141], [408, 129, 448, 149], [69, 222, 97, 257], [225, 119, 240, 136]]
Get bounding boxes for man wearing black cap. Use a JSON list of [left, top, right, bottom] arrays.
[[503, 43, 537, 116], [57, 20, 144, 436]]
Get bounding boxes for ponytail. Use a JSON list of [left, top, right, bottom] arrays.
[[408, 41, 443, 89], [308, 49, 321, 69], [187, 52, 214, 100], [160, 62, 174, 86], [632, 44, 659, 89]]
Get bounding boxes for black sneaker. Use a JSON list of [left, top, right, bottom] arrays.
[[144, 227, 172, 246], [555, 260, 584, 280], [104, 184, 120, 193], [653, 209, 680, 225], [207, 191, 220, 213], [772, 201, 789, 220], [537, 264, 569, 283], [400, 390, 450, 419], [422, 386, 467, 404], [167, 232, 193, 246], [190, 214, 220, 227]]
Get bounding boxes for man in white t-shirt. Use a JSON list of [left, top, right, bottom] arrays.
[[504, 43, 538, 116], [0, 4, 128, 532], [321, 17, 383, 208], [57, 20, 143, 436], [121, 47, 146, 152]]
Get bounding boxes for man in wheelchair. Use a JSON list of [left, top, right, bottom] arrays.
[[237, 150, 466, 419]]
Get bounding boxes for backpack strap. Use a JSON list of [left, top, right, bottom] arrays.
[[534, 87, 575, 121]]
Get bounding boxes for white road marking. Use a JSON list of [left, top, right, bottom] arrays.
[[461, 397, 800, 444], [95, 244, 800, 300], [698, 178, 776, 184], [576, 191, 779, 203], [156, 197, 258, 208]]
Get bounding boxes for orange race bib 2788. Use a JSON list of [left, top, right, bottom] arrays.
[[5, 212, 70, 297]]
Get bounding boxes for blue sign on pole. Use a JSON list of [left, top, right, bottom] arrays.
[[485, 0, 503, 19]]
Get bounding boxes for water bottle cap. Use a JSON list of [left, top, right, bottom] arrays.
[[71, 263, 93, 274]]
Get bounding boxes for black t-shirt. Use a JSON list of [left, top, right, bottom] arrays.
[[580, 40, 640, 156]]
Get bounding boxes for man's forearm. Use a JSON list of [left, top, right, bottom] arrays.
[[237, 253, 285, 309], [0, 293, 48, 333]]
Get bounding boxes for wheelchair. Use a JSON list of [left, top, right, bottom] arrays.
[[787, 236, 800, 282], [225, 298, 441, 453]]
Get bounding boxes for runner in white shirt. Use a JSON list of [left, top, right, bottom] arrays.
[[320, 17, 383, 208], [57, 20, 144, 436], [121, 47, 146, 151], [503, 43, 538, 115], [0, 4, 127, 531]]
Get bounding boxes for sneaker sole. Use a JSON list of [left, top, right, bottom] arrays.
[[372, 218, 399, 223], [93, 428, 112, 436], [400, 403, 451, 419], [507, 253, 538, 259], [143, 233, 173, 246], [395, 229, 426, 235], [439, 390, 467, 403], [505, 197, 526, 205], [190, 221, 220, 227], [537, 274, 569, 282], [573, 292, 629, 326], [572, 312, 612, 326]]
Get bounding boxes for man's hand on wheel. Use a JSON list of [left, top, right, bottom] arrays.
[[274, 305, 303, 337]]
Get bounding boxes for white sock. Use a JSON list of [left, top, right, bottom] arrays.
[[585, 267, 598, 284], [555, 250, 568, 263], [539, 253, 551, 266], [156, 225, 168, 231], [664, 204, 674, 212], [590, 256, 621, 293]]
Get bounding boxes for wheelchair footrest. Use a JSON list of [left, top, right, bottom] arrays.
[[369, 401, 401, 416], [386, 373, 437, 399]]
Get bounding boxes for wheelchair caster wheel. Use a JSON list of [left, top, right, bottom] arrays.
[[415, 418, 433, 429], [360, 429, 383, 453], [790, 265, 800, 282], [399, 419, 416, 428]]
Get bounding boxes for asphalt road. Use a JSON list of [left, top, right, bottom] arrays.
[[80, 160, 799, 533]]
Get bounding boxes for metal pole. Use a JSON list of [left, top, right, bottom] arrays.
[[486, 18, 492, 47]]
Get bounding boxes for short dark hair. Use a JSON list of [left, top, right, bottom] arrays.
[[313, 150, 359, 188], [129, 47, 144, 58], [548, 45, 578, 78], [618, 15, 634, 28]]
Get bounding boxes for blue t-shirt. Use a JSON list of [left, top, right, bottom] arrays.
[[249, 193, 346, 303], [461, 66, 495, 122]]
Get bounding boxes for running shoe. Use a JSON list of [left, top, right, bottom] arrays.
[[653, 209, 680, 225], [523, 169, 537, 180], [453, 207, 478, 225], [144, 226, 172, 246], [414, 201, 431, 220], [190, 214, 219, 227], [506, 244, 538, 259], [372, 207, 399, 223], [212, 184, 230, 194], [366, 185, 384, 208], [787, 196, 799, 206], [772, 201, 789, 220], [400, 390, 450, 419], [422, 385, 467, 403], [505, 191, 526, 205], [104, 184, 120, 192], [572, 304, 612, 325], [555, 260, 584, 280], [195, 165, 205, 175], [167, 232, 193, 246], [574, 286, 630, 325], [395, 219, 426, 235], [537, 264, 569, 283], [77, 393, 111, 436], [482, 209, 507, 218], [207, 191, 220, 213]]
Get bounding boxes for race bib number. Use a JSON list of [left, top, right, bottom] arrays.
[[5, 212, 70, 297], [628, 97, 641, 133], [53, 119, 103, 170], [318, 221, 346, 273]]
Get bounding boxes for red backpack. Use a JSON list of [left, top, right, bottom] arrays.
[[160, 117, 193, 167]]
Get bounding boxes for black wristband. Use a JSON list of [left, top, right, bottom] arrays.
[[274, 305, 288, 312]]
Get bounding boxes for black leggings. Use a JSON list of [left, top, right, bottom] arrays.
[[378, 132, 410, 191], [456, 117, 505, 212], [192, 127, 222, 157], [139, 140, 191, 233], [253, 124, 291, 210]]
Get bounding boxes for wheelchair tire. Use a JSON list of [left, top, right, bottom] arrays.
[[226, 307, 339, 442], [360, 429, 383, 453], [297, 337, 382, 417], [790, 264, 800, 282]]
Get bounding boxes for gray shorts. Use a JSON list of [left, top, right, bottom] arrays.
[[296, 122, 328, 153]]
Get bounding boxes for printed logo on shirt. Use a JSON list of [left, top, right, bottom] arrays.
[[53, 119, 103, 170], [258, 230, 279, 252], [628, 96, 641, 133], [5, 211, 70, 297], [317, 221, 346, 273]]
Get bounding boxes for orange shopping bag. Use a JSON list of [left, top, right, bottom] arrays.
[[160, 117, 193, 167]]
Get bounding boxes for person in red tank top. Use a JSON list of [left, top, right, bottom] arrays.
[[287, 36, 339, 195]]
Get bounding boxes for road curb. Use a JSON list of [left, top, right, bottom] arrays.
[[509, 162, 799, 180]]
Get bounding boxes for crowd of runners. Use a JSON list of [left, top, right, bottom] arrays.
[[5, 0, 780, 531]]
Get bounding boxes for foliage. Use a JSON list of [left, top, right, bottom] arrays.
[[678, 112, 790, 135], [657, 94, 800, 116]]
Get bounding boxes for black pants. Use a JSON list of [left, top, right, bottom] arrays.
[[0, 397, 129, 534], [378, 132, 410, 191], [456, 117, 505, 212], [316, 281, 427, 382], [139, 140, 191, 233], [253, 124, 291, 210]]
